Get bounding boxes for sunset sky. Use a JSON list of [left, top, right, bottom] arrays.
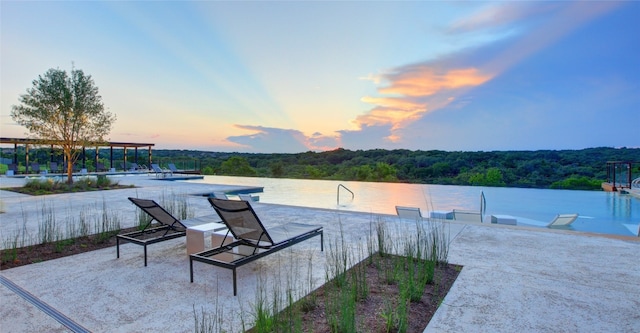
[[1, 1, 639, 153]]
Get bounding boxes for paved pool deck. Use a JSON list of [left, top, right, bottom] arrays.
[[1, 175, 639, 332]]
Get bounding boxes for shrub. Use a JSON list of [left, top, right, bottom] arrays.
[[550, 175, 602, 190]]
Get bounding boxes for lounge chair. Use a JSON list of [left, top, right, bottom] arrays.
[[453, 209, 483, 222], [96, 162, 107, 172], [395, 206, 422, 220], [547, 213, 578, 227], [30, 162, 40, 174], [7, 163, 18, 174], [151, 163, 172, 178], [190, 198, 324, 295], [117, 197, 188, 266], [623, 223, 640, 237], [49, 162, 60, 173], [168, 163, 180, 173]]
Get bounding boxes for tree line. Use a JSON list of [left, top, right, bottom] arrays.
[[150, 147, 640, 191], [6, 66, 636, 191]]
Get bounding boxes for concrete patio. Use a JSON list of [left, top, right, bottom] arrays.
[[1, 175, 638, 332]]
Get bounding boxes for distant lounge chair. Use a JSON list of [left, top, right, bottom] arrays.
[[395, 206, 422, 220], [96, 162, 107, 172], [623, 223, 640, 237], [49, 162, 60, 173], [117, 197, 188, 266], [168, 163, 180, 173], [151, 163, 172, 178], [7, 163, 18, 174], [453, 209, 483, 222], [547, 214, 579, 227], [130, 162, 148, 171], [190, 198, 324, 295], [30, 162, 40, 174]]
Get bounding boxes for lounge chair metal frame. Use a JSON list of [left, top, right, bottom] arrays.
[[189, 198, 323, 295], [117, 197, 187, 266]]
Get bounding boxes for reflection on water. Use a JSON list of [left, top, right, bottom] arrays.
[[185, 176, 639, 237]]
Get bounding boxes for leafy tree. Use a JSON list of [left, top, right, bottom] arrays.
[[304, 165, 323, 179], [270, 161, 284, 177], [201, 166, 216, 175], [219, 156, 257, 176], [469, 167, 506, 186], [372, 162, 397, 182], [11, 67, 116, 183]]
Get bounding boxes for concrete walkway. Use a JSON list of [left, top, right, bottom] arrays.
[[1, 175, 639, 332]]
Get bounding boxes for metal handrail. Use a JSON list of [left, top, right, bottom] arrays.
[[337, 184, 354, 205], [480, 191, 487, 223], [632, 177, 640, 189]]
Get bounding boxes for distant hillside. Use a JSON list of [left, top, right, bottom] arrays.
[[151, 147, 640, 190]]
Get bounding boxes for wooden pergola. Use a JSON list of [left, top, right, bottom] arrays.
[[0, 137, 155, 173], [603, 161, 634, 192]]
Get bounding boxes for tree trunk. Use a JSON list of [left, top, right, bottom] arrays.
[[64, 148, 74, 184], [66, 160, 73, 184]]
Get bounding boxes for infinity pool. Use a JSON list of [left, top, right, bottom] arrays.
[[185, 176, 640, 237]]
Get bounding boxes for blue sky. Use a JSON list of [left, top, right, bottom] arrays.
[[1, 1, 639, 153]]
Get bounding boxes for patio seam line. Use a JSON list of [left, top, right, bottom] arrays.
[[0, 275, 91, 333]]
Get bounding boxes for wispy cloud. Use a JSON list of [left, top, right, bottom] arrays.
[[479, 1, 624, 74], [447, 2, 556, 34]]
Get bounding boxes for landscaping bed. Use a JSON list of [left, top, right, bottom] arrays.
[[0, 226, 138, 269]]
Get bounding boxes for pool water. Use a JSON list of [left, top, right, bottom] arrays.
[[185, 176, 640, 237]]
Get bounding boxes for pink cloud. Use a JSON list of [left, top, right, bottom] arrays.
[[356, 66, 493, 132]]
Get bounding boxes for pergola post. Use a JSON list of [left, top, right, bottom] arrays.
[[95, 146, 100, 171], [25, 144, 30, 174], [82, 146, 86, 169]]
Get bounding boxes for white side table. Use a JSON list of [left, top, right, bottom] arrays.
[[186, 222, 228, 254]]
